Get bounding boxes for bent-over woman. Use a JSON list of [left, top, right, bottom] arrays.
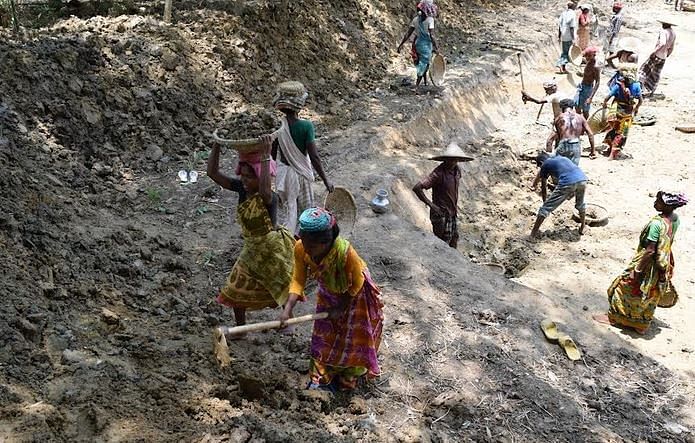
[[280, 208, 384, 391], [601, 71, 642, 159], [595, 191, 688, 334], [207, 135, 295, 334]]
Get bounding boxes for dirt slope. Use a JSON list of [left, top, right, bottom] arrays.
[[1, 0, 694, 441]]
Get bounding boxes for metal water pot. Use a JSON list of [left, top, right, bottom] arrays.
[[370, 189, 390, 214]]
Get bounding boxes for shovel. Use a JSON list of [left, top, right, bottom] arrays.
[[213, 312, 329, 367]]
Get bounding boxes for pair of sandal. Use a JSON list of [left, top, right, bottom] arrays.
[[540, 319, 582, 361]]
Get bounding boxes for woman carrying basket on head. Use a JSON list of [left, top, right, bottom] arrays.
[[271, 81, 334, 235], [280, 208, 384, 391], [208, 135, 295, 336], [397, 1, 439, 88]]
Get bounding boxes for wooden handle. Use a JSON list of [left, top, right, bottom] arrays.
[[219, 312, 329, 335], [535, 103, 545, 121], [516, 53, 525, 91]]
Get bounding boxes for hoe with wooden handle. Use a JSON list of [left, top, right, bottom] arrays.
[[213, 312, 329, 367]]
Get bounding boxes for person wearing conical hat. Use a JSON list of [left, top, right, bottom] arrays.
[[270, 81, 334, 235], [412, 143, 474, 248], [638, 19, 676, 97]]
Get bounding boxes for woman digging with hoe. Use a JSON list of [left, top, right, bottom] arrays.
[[208, 135, 295, 339], [280, 208, 384, 391]]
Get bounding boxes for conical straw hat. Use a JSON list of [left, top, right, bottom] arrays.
[[429, 143, 475, 161], [657, 17, 678, 26], [617, 37, 640, 54]]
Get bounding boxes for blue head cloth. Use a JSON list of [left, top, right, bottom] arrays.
[[299, 207, 335, 233]]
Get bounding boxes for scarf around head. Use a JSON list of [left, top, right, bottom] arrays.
[[299, 207, 336, 233], [235, 151, 277, 178], [660, 191, 688, 208], [417, 1, 437, 17], [273, 81, 308, 112]]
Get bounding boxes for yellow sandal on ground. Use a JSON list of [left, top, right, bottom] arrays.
[[540, 319, 560, 342], [558, 334, 582, 361]]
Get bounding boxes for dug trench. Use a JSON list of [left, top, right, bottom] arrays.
[[2, 1, 695, 442]]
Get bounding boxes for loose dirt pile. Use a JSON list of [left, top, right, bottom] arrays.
[[1, 0, 694, 441]]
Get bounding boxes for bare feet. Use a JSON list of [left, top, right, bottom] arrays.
[[592, 313, 648, 335], [592, 313, 611, 325]]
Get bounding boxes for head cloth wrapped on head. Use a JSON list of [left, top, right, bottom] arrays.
[[417, 1, 437, 17], [659, 191, 688, 208]]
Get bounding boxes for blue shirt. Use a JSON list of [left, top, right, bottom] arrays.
[[541, 156, 587, 186], [609, 82, 642, 101]]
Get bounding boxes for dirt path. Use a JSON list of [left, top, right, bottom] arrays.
[[467, 0, 695, 428], [507, 4, 695, 382]]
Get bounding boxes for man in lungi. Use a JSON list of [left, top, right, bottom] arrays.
[[413, 143, 474, 248], [638, 19, 676, 97], [271, 81, 334, 234]]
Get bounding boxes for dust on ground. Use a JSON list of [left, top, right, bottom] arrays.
[[1, 0, 694, 441]]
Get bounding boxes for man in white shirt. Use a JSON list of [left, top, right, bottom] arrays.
[[638, 19, 676, 96], [556, 2, 577, 74], [522, 79, 571, 121]]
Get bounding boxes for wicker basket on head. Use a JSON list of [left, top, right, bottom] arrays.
[[211, 128, 279, 153], [323, 186, 357, 239]]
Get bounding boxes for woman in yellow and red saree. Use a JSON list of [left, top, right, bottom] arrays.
[[595, 191, 687, 334], [208, 135, 295, 332]]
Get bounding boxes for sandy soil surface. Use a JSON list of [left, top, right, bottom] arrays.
[[1, 0, 694, 441], [512, 5, 695, 378]]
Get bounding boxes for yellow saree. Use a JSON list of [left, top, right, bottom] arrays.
[[607, 214, 679, 333], [218, 193, 295, 310]]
